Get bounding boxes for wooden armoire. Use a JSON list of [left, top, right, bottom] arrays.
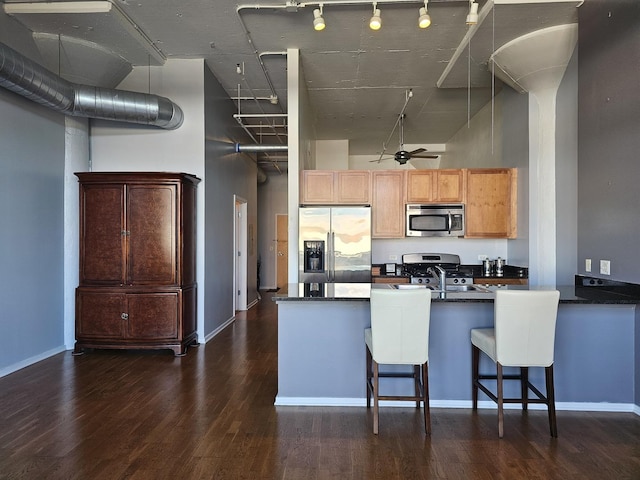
[[74, 172, 200, 356]]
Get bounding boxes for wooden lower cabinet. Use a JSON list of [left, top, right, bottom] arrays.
[[372, 276, 410, 284], [75, 286, 196, 355]]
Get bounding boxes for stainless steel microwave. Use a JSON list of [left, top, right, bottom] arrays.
[[406, 204, 465, 237]]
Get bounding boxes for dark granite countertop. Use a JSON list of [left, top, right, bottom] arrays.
[[273, 276, 640, 304]]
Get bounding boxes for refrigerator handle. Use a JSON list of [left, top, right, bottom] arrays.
[[331, 232, 336, 282], [326, 232, 331, 282]]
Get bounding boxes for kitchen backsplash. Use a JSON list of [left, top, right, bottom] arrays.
[[372, 237, 522, 266]]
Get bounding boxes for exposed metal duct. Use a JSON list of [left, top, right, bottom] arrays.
[[0, 42, 183, 129]]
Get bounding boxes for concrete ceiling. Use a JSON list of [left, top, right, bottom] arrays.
[[1, 0, 580, 171]]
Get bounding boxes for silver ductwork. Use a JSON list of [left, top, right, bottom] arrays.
[[0, 42, 183, 129]]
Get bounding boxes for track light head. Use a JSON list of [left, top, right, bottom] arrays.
[[313, 7, 325, 31], [369, 4, 381, 30], [418, 7, 431, 29], [466, 1, 479, 25]]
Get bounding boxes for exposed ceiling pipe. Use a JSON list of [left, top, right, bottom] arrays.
[[0, 42, 183, 129], [235, 144, 288, 153]]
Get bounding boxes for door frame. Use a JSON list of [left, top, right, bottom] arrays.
[[275, 213, 288, 290], [234, 196, 248, 311]]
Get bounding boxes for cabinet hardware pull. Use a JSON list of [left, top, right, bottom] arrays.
[[121, 313, 129, 320]]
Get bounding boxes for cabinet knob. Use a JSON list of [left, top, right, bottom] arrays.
[[121, 313, 129, 320]]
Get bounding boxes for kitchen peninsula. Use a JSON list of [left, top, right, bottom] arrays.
[[273, 278, 640, 413]]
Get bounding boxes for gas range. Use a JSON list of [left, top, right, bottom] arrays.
[[401, 253, 475, 286]]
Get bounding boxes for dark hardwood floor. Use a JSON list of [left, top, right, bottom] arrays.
[[1, 292, 639, 479]]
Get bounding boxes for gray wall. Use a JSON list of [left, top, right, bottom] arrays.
[[258, 174, 288, 290], [577, 0, 640, 283], [204, 65, 258, 336], [0, 87, 66, 373]]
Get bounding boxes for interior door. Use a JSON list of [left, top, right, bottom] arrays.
[[276, 214, 288, 290], [234, 198, 248, 311]]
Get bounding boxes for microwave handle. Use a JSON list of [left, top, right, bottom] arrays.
[[447, 212, 452, 234]]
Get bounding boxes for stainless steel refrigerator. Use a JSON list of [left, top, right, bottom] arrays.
[[299, 206, 371, 283]]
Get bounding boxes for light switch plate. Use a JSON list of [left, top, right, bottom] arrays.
[[585, 259, 591, 272], [600, 260, 610, 275]]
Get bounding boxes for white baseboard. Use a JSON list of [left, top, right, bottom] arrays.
[[247, 298, 259, 309], [274, 396, 640, 415], [0, 345, 67, 379], [203, 315, 236, 344]]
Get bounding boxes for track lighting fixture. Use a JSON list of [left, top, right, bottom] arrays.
[[313, 5, 325, 31], [466, 1, 479, 25], [369, 3, 382, 31], [418, 1, 431, 29], [307, 1, 439, 32]]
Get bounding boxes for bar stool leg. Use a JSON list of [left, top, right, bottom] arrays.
[[471, 344, 480, 410], [546, 365, 558, 438], [366, 347, 372, 408], [414, 365, 421, 408], [497, 363, 504, 438], [373, 361, 380, 435], [422, 363, 431, 434], [521, 367, 529, 411]]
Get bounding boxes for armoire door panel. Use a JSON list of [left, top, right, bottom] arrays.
[[127, 185, 177, 285], [126, 293, 178, 340], [80, 185, 125, 284], [76, 291, 125, 338]]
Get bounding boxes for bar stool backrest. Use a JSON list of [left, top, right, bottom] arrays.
[[369, 288, 431, 365], [495, 290, 560, 367]]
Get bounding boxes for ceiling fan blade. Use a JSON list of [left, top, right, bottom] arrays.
[[407, 148, 426, 155], [369, 155, 394, 163], [411, 153, 440, 159]]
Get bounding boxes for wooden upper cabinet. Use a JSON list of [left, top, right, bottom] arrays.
[[371, 170, 405, 238], [464, 168, 517, 239], [300, 170, 334, 204], [406, 170, 436, 202], [406, 169, 464, 203], [436, 169, 465, 202], [300, 170, 371, 204], [335, 170, 371, 204]]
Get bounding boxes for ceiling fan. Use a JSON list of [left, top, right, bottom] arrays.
[[372, 90, 439, 165]]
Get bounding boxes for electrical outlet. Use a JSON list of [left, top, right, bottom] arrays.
[[600, 260, 610, 275], [389, 255, 397, 261], [585, 259, 591, 272], [478, 254, 488, 261]]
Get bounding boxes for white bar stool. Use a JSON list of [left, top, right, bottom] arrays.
[[365, 288, 432, 435], [471, 289, 560, 438]]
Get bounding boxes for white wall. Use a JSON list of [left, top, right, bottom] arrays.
[[63, 117, 90, 349], [288, 48, 317, 282], [316, 140, 349, 170], [89, 59, 207, 339]]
